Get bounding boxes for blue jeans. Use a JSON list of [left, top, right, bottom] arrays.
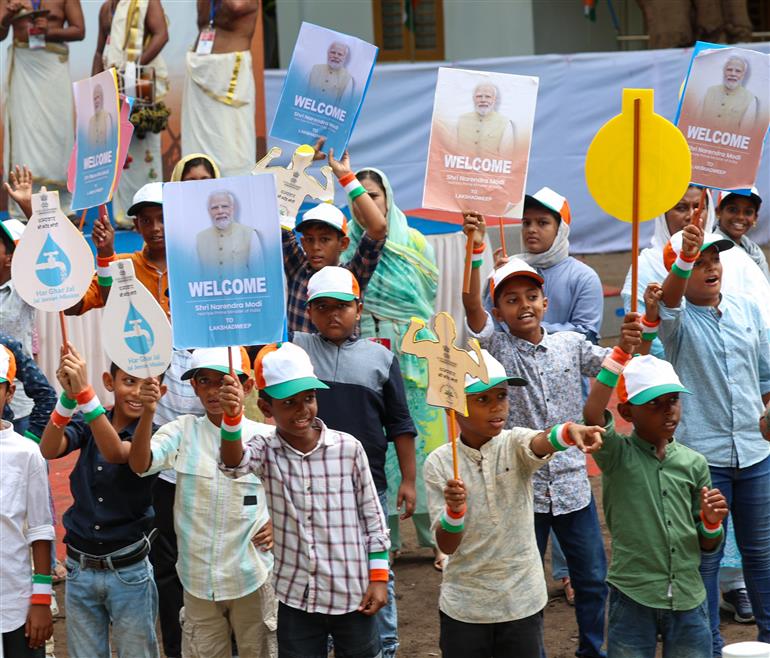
[[700, 455, 770, 656], [607, 586, 711, 658], [551, 532, 569, 581], [376, 491, 398, 658], [65, 546, 159, 658], [535, 497, 607, 658]]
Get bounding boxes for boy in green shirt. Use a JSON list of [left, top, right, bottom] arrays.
[[583, 338, 728, 657]]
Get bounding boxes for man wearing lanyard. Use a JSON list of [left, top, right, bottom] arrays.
[[0, 0, 85, 218], [181, 0, 258, 177]]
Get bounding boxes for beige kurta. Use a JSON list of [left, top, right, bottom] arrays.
[[456, 110, 515, 156], [182, 50, 255, 177], [307, 64, 353, 104], [196, 222, 260, 279], [3, 42, 74, 217], [699, 84, 758, 133], [87, 110, 115, 150], [103, 0, 169, 227]]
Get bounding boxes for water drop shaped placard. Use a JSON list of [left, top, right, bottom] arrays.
[[12, 189, 94, 312], [102, 259, 171, 378]]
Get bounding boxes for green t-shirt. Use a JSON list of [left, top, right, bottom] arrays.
[[593, 411, 715, 611]]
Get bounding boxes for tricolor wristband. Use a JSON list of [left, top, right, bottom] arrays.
[[339, 173, 367, 202], [96, 255, 115, 287], [548, 422, 575, 451], [440, 505, 466, 534], [698, 521, 723, 539], [471, 243, 484, 269], [76, 387, 106, 423], [601, 348, 632, 376], [51, 392, 77, 428], [30, 574, 52, 606], [642, 315, 660, 341], [596, 367, 620, 388], [368, 550, 389, 582], [221, 413, 243, 442], [671, 254, 696, 280]]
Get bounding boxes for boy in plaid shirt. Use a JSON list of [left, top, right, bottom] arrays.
[[219, 342, 389, 658], [283, 149, 387, 333]]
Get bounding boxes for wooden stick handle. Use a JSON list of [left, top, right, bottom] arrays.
[[59, 311, 69, 354], [448, 409, 459, 480], [227, 346, 234, 378], [498, 216, 507, 258], [630, 97, 641, 314], [691, 187, 707, 230], [462, 234, 474, 295]]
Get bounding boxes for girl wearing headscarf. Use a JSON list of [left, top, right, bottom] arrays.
[[342, 168, 446, 569], [170, 152, 221, 182]]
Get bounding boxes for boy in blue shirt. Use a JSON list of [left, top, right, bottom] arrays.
[[40, 343, 166, 657]]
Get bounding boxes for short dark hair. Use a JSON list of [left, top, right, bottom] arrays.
[[297, 220, 345, 238], [110, 361, 166, 383], [181, 157, 217, 180], [259, 389, 273, 403]]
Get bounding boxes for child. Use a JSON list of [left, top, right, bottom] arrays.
[[583, 348, 728, 658], [0, 346, 55, 658], [650, 223, 770, 653], [39, 343, 165, 657], [715, 188, 769, 281], [423, 349, 605, 658], [294, 265, 417, 658], [218, 342, 390, 658], [129, 347, 276, 658], [283, 149, 387, 332], [462, 212, 641, 658]]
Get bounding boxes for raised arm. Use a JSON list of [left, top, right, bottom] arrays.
[[461, 211, 488, 333], [329, 149, 387, 241], [219, 373, 246, 467], [661, 223, 703, 309], [91, 2, 109, 75], [128, 379, 160, 473], [3, 164, 33, 219]]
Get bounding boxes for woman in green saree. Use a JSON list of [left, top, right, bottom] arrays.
[[344, 167, 448, 569]]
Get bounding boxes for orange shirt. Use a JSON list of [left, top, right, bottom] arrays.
[[77, 249, 169, 316]]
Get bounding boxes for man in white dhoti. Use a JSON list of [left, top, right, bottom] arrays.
[[455, 83, 516, 158], [308, 41, 354, 105], [697, 55, 759, 133], [182, 0, 257, 178], [1, 0, 84, 218], [93, 0, 169, 227], [196, 190, 262, 280]]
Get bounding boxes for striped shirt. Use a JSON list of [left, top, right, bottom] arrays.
[[282, 229, 385, 333], [219, 419, 390, 615], [144, 414, 272, 601]]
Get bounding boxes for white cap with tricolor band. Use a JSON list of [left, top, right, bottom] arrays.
[[0, 346, 17, 384], [524, 186, 572, 225], [465, 348, 527, 392], [716, 187, 762, 210], [617, 354, 690, 405], [1, 219, 25, 247], [307, 266, 361, 303], [254, 342, 329, 399], [663, 230, 733, 271], [296, 202, 348, 236], [488, 257, 544, 301], [181, 346, 251, 380], [127, 181, 164, 216]]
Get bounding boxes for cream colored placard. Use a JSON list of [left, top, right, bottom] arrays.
[[252, 144, 334, 229], [101, 259, 172, 378], [400, 312, 489, 416], [11, 189, 94, 312]]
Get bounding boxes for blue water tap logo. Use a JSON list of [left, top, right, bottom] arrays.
[[123, 303, 155, 355], [35, 234, 71, 287]]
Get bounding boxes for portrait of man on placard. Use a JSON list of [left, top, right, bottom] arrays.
[[308, 40, 354, 104], [195, 190, 262, 279], [697, 54, 759, 133], [87, 83, 116, 151], [455, 83, 516, 158]]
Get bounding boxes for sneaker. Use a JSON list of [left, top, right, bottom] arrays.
[[721, 588, 755, 623]]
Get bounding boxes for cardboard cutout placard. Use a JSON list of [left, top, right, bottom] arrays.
[[423, 67, 539, 218], [270, 22, 378, 154], [400, 312, 488, 416], [11, 189, 94, 311], [71, 69, 123, 210], [675, 42, 770, 192], [252, 144, 334, 229], [101, 259, 172, 378], [163, 175, 286, 349]]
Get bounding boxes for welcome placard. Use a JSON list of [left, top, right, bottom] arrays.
[[270, 22, 378, 154], [423, 68, 539, 218], [163, 175, 286, 349], [676, 42, 770, 191]]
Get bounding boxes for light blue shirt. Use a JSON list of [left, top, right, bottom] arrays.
[[659, 295, 770, 468], [540, 257, 604, 341]]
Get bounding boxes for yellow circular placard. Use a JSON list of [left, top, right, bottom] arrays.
[[585, 89, 692, 222]]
